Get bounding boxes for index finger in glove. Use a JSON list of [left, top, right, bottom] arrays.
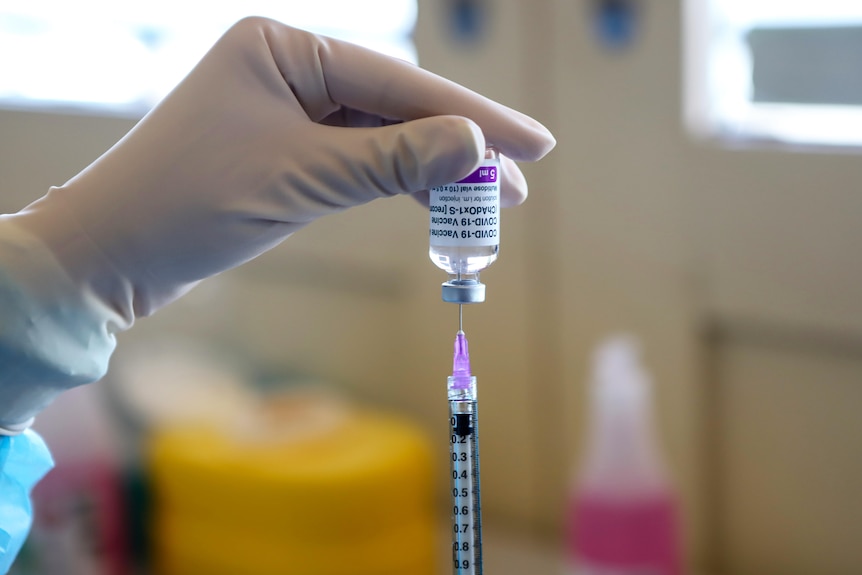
[[254, 18, 556, 162]]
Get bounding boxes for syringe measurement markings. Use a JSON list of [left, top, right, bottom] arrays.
[[451, 413, 474, 573], [467, 406, 482, 573], [450, 406, 480, 574], [469, 409, 482, 574]]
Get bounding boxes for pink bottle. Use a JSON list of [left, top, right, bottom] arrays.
[[565, 336, 683, 575]]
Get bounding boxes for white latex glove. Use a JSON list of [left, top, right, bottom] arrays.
[[0, 17, 554, 428]]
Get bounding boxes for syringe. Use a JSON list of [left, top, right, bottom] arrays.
[[431, 147, 498, 575], [448, 330, 483, 575]]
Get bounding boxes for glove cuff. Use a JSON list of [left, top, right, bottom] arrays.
[[0, 216, 128, 428], [0, 418, 35, 436]]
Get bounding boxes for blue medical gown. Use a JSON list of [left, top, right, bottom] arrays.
[[0, 431, 53, 574]]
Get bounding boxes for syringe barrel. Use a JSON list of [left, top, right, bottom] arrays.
[[449, 393, 482, 575], [448, 377, 477, 401]]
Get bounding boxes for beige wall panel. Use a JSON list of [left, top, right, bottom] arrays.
[[687, 149, 862, 337], [716, 339, 862, 575], [0, 110, 134, 211]]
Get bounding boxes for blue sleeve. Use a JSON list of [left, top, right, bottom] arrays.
[[0, 430, 54, 574], [0, 219, 122, 432]]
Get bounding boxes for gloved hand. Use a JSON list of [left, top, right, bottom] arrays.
[[0, 16, 554, 428]]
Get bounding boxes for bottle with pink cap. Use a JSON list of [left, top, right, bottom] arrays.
[[565, 335, 683, 575]]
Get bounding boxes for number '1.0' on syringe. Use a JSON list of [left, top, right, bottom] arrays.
[[449, 330, 482, 575]]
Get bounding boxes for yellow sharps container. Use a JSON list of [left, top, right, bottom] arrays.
[[147, 393, 436, 575]]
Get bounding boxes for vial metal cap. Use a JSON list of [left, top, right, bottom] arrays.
[[442, 279, 486, 304]]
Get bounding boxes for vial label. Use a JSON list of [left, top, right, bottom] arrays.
[[429, 160, 500, 247]]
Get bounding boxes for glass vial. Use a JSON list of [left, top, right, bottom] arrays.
[[429, 145, 500, 303]]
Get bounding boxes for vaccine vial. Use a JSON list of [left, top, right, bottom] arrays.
[[429, 145, 500, 303]]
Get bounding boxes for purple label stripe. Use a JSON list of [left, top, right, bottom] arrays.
[[458, 165, 498, 183]]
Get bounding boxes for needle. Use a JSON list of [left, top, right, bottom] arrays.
[[456, 267, 464, 332]]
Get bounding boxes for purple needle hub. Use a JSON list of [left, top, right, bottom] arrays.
[[451, 330, 473, 390]]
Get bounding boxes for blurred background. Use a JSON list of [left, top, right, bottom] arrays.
[[2, 1, 862, 574]]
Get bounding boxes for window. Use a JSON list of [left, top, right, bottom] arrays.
[[685, 1, 862, 147], [0, 1, 416, 117]]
